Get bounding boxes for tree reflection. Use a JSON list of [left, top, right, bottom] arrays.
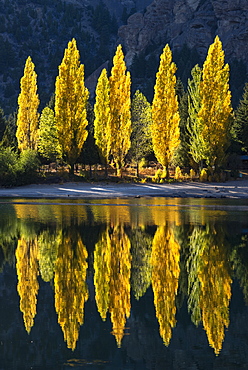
[[94, 224, 131, 347], [16, 236, 39, 334], [94, 228, 111, 321], [38, 229, 59, 282], [151, 224, 180, 346], [187, 224, 232, 355], [54, 228, 88, 350], [129, 226, 152, 300]]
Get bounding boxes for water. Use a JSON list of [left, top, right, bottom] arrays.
[[0, 197, 248, 369]]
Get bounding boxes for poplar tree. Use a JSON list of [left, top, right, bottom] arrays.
[[16, 56, 39, 151], [151, 44, 180, 174], [55, 38, 89, 174], [198, 36, 232, 168], [109, 45, 131, 177], [94, 68, 110, 176]]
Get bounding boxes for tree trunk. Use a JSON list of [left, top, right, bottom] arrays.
[[104, 163, 108, 178], [116, 161, 122, 177], [136, 161, 139, 178], [69, 163, 74, 175]]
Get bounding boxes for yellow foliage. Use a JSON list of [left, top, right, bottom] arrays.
[[16, 56, 39, 151], [200, 168, 208, 182], [108, 224, 131, 347], [198, 36, 233, 167], [93, 229, 111, 321], [109, 45, 132, 176], [174, 166, 182, 180], [54, 230, 88, 350], [16, 237, 39, 333], [151, 225, 180, 345], [55, 38, 89, 170], [151, 44, 180, 170], [187, 225, 232, 355]]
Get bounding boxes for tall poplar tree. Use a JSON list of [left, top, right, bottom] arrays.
[[151, 44, 180, 174], [55, 38, 89, 174], [16, 56, 39, 151], [109, 45, 131, 177], [198, 36, 232, 168], [94, 68, 110, 176]]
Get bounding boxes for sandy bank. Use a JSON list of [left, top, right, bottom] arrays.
[[0, 179, 248, 199]]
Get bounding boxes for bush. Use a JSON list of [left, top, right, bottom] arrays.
[[18, 149, 40, 185], [0, 147, 40, 186], [199, 168, 208, 182], [0, 147, 18, 185], [152, 168, 167, 183], [190, 168, 196, 180], [174, 166, 182, 180]]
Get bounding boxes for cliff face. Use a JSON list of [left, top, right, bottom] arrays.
[[118, 0, 248, 67]]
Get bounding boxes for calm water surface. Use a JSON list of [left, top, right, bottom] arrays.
[[0, 197, 248, 369]]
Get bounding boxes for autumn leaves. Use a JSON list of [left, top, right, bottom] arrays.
[[16, 36, 232, 177]]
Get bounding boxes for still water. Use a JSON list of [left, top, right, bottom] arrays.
[[1, 197, 248, 369]]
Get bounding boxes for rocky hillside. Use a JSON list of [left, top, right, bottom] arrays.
[[119, 0, 248, 66], [0, 0, 150, 113], [119, 0, 248, 103], [0, 0, 247, 113]]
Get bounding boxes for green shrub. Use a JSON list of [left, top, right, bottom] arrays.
[[0, 147, 40, 186]]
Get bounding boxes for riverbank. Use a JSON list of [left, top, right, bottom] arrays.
[[0, 179, 248, 199]]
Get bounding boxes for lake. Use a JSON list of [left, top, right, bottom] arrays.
[[0, 197, 248, 369]]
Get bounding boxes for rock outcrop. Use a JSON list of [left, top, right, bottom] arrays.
[[118, 0, 248, 67]]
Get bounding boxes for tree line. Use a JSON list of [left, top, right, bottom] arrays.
[[0, 36, 247, 185]]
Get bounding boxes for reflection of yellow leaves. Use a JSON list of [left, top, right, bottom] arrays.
[[16, 237, 39, 334], [188, 225, 232, 355], [199, 244, 231, 355], [54, 232, 88, 350], [109, 225, 131, 347], [94, 229, 111, 320], [151, 225, 180, 345]]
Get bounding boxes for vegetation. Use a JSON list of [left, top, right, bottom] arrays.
[[55, 39, 89, 174], [151, 44, 180, 175], [109, 45, 132, 177], [16, 56, 39, 151], [0, 35, 247, 185]]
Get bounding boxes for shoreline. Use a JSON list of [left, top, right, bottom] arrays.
[[0, 179, 248, 199]]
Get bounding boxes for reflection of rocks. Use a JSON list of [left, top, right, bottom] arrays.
[[118, 0, 248, 67]]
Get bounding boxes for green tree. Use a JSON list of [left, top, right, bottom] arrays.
[[94, 68, 110, 176], [173, 79, 190, 167], [198, 36, 232, 169], [151, 44, 180, 174], [109, 45, 132, 177], [55, 38, 89, 174], [129, 90, 153, 177], [187, 64, 204, 167], [233, 83, 248, 152], [16, 56, 39, 151], [0, 107, 6, 142], [38, 106, 62, 162], [1, 112, 18, 149]]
